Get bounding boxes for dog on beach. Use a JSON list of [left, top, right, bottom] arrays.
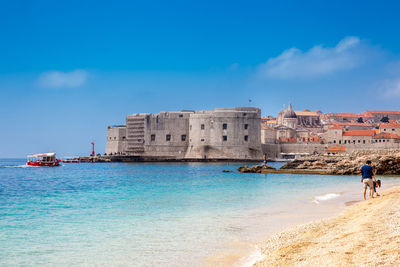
[[373, 179, 381, 197]]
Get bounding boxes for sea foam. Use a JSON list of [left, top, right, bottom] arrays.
[[313, 193, 340, 203], [239, 245, 265, 267]]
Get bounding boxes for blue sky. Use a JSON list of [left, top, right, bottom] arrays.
[[1, 0, 400, 157]]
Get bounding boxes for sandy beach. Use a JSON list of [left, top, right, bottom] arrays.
[[254, 186, 400, 266]]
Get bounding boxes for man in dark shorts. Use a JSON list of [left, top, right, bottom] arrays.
[[361, 160, 377, 200]]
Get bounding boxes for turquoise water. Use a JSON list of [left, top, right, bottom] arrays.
[[1, 159, 399, 266]]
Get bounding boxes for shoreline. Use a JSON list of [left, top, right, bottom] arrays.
[[252, 186, 400, 266], [78, 155, 268, 163]]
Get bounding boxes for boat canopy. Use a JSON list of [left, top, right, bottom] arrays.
[[27, 152, 56, 158]]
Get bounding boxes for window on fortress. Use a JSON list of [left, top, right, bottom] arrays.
[[166, 134, 171, 141], [223, 123, 227, 130], [384, 129, 386, 131], [201, 124, 205, 130], [190, 125, 192, 131], [181, 135, 186, 141], [201, 138, 205, 142], [179, 114, 183, 117], [223, 135, 227, 141], [333, 140, 336, 144], [114, 137, 116, 140], [383, 140, 385, 142], [339, 140, 341, 144], [244, 124, 248, 130], [393, 129, 395, 131], [151, 134, 155, 141], [363, 140, 365, 144], [358, 140, 360, 143], [244, 135, 248, 141]]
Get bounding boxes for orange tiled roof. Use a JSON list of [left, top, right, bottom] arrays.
[[329, 125, 344, 130], [379, 122, 400, 128], [328, 122, 373, 127], [373, 133, 400, 139], [266, 120, 277, 124], [342, 130, 376, 136], [358, 112, 375, 118], [326, 146, 346, 152], [325, 112, 358, 117], [367, 110, 400, 115], [294, 110, 319, 116]]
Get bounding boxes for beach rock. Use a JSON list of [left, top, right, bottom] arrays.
[[238, 164, 276, 173], [222, 170, 233, 173], [279, 149, 400, 175]]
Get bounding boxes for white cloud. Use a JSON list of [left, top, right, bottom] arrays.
[[259, 36, 363, 79], [38, 70, 88, 88], [379, 79, 400, 98]]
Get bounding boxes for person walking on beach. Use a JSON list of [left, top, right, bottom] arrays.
[[361, 160, 377, 200]]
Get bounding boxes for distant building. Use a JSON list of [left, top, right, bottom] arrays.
[[322, 112, 359, 123], [322, 126, 400, 151], [379, 122, 400, 135], [359, 111, 400, 122]]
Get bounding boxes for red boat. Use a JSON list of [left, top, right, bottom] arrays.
[[27, 153, 61, 167]]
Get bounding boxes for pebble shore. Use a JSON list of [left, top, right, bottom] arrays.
[[254, 187, 400, 266]]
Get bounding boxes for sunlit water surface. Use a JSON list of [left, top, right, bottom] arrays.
[[1, 159, 399, 266]]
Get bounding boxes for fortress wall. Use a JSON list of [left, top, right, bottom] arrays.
[[106, 126, 127, 155], [185, 107, 263, 160], [142, 112, 192, 158], [261, 128, 277, 144], [261, 143, 281, 159], [279, 143, 326, 155], [345, 142, 400, 153]]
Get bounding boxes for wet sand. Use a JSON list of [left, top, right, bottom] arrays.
[[254, 186, 400, 266]]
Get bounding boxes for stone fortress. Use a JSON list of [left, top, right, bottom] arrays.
[[106, 107, 262, 160], [106, 105, 400, 161]]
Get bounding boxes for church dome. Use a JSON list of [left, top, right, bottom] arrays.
[[284, 110, 297, 119]]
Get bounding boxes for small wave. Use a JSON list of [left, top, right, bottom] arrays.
[[313, 193, 340, 204], [0, 165, 32, 168], [239, 246, 265, 267]]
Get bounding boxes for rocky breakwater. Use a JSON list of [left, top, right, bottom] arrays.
[[238, 165, 276, 173], [280, 150, 400, 175]]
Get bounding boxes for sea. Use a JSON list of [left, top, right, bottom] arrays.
[[1, 158, 399, 266]]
